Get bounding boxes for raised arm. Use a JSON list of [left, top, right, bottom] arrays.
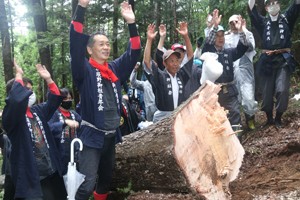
[[157, 24, 166, 51], [129, 62, 144, 91], [234, 15, 251, 48], [120, 1, 135, 24], [143, 24, 157, 71], [35, 64, 59, 95], [204, 14, 214, 37], [14, 60, 23, 82], [34, 64, 63, 121], [176, 21, 193, 60], [72, 0, 89, 32], [242, 18, 255, 51], [70, 0, 90, 86], [2, 61, 30, 133], [206, 9, 222, 45], [110, 1, 141, 82], [231, 17, 251, 62]]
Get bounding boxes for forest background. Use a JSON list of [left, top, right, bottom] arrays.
[[0, 0, 299, 109]]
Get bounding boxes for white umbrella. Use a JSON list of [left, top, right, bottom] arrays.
[[63, 138, 85, 200]]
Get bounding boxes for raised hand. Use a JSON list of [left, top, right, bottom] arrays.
[[78, 0, 90, 7], [212, 9, 222, 27], [206, 14, 213, 28], [36, 64, 53, 84], [234, 15, 243, 32], [159, 24, 167, 38], [241, 17, 246, 30], [147, 23, 157, 40], [13, 60, 23, 77], [176, 21, 188, 37], [120, 1, 135, 24]]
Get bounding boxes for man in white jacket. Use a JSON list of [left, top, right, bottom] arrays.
[[225, 14, 258, 130]]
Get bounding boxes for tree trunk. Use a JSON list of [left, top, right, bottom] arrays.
[[171, 0, 177, 43], [112, 0, 118, 60], [31, 0, 53, 99], [155, 1, 162, 29], [32, 0, 52, 74], [0, 0, 13, 84], [112, 81, 245, 200]]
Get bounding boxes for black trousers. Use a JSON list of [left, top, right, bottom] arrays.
[[15, 172, 67, 200]]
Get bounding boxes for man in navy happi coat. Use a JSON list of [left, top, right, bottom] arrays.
[[70, 0, 141, 199]]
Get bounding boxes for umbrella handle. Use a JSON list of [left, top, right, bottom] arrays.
[[70, 138, 83, 164]]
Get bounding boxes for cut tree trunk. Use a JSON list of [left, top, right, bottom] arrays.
[[112, 81, 245, 200]]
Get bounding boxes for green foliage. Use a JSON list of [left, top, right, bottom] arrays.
[[13, 31, 43, 102], [0, 55, 6, 110], [0, 0, 299, 105], [117, 181, 134, 195]]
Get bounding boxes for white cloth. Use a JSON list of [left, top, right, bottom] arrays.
[[248, 0, 255, 10], [153, 110, 172, 123], [180, 54, 189, 68], [199, 52, 223, 84], [204, 27, 213, 37], [224, 29, 258, 116], [224, 29, 256, 63], [166, 71, 179, 109], [194, 47, 202, 60]]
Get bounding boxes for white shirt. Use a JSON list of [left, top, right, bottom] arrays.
[[224, 29, 256, 64], [166, 71, 179, 109]]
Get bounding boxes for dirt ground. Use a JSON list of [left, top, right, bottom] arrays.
[[108, 99, 300, 200], [230, 100, 300, 200]]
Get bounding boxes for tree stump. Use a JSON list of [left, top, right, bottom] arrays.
[[112, 81, 245, 200]]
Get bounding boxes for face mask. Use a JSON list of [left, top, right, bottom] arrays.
[[61, 101, 72, 110], [28, 92, 36, 107], [268, 4, 280, 16]]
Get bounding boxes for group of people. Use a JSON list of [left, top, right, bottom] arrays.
[[1, 0, 299, 199]]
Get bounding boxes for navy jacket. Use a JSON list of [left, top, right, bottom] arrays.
[[202, 42, 248, 84], [2, 82, 63, 198], [48, 109, 81, 174], [145, 58, 193, 111], [250, 3, 300, 50], [70, 24, 141, 149]]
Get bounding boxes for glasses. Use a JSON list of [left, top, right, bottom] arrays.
[[229, 21, 238, 25]]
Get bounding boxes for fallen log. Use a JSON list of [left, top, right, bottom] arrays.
[[112, 81, 245, 200]]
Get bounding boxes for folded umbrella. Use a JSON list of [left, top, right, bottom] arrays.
[[63, 138, 85, 200]]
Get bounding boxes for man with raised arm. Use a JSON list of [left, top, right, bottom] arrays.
[[70, 0, 141, 199], [202, 9, 250, 138], [143, 23, 193, 122], [225, 14, 258, 130]]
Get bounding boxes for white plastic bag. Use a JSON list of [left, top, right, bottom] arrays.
[[200, 52, 223, 84]]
